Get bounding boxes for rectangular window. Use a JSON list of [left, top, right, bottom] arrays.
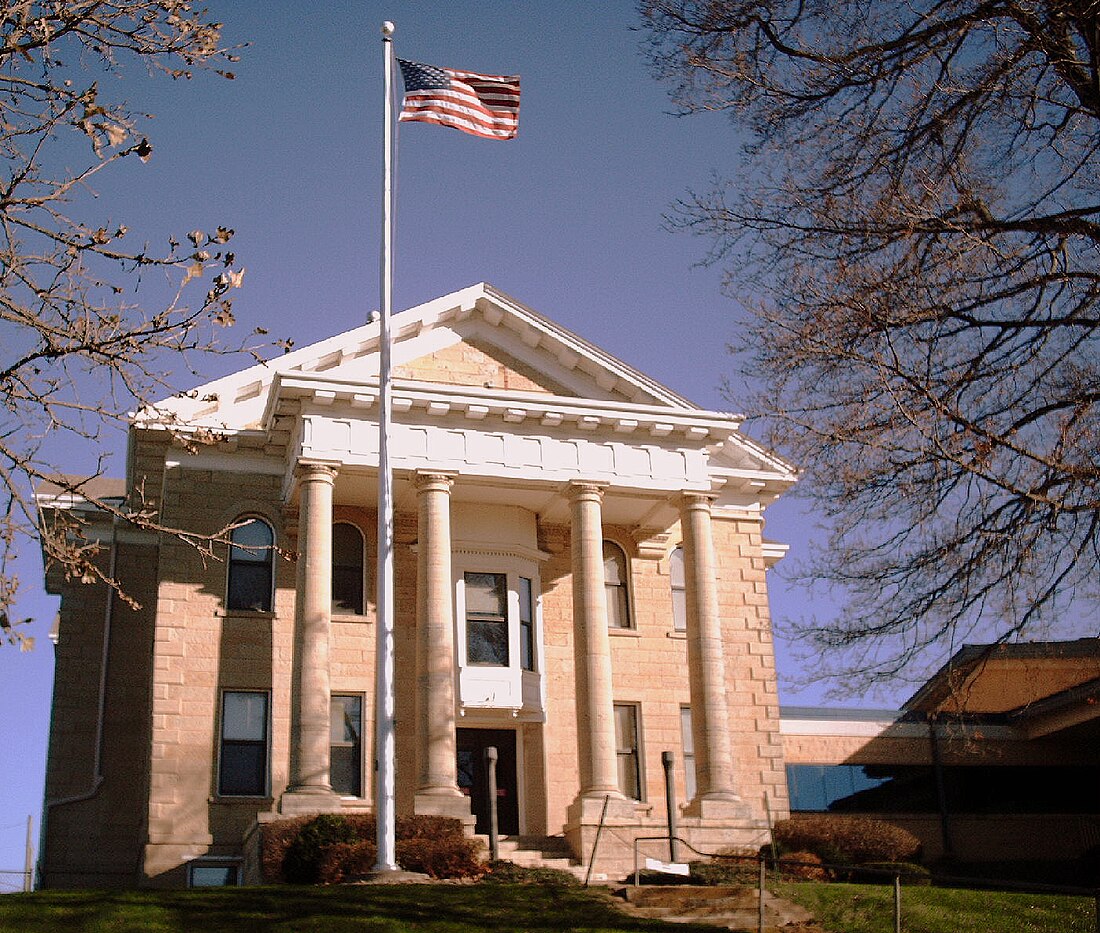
[[330, 694, 363, 797], [519, 576, 535, 672], [219, 691, 268, 797], [680, 706, 696, 801], [189, 861, 241, 887], [614, 703, 642, 800], [465, 572, 509, 666]]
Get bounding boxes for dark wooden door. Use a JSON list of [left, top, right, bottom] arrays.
[[456, 728, 519, 836]]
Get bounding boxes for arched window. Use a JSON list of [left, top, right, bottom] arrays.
[[603, 540, 633, 629], [332, 522, 365, 615], [670, 546, 687, 632], [227, 518, 274, 612]]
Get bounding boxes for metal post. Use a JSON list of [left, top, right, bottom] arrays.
[[583, 794, 611, 887], [485, 746, 499, 862], [23, 815, 33, 892], [757, 856, 766, 933], [894, 873, 902, 933], [373, 18, 398, 875], [661, 751, 678, 863]]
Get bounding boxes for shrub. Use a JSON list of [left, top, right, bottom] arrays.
[[261, 817, 311, 883], [317, 840, 377, 885], [283, 814, 364, 884], [775, 850, 830, 881], [689, 858, 759, 885], [848, 861, 932, 885], [772, 815, 922, 866], [396, 814, 467, 842], [397, 835, 485, 879], [481, 860, 581, 886], [270, 813, 481, 883]]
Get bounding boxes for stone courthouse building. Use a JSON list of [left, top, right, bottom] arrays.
[[38, 283, 796, 887]]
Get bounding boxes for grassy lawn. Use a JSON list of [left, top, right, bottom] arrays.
[[775, 880, 1098, 933], [2, 881, 1095, 932], [0, 883, 720, 933]]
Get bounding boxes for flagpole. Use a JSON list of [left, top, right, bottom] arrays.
[[373, 18, 398, 874]]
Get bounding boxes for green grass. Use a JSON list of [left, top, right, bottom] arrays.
[[2, 881, 1095, 932], [775, 880, 1098, 933], [0, 884, 719, 933]]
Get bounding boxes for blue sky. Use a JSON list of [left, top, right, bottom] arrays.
[[0, 1, 860, 880]]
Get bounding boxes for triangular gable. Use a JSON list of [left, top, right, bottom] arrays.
[[393, 335, 573, 395], [145, 283, 704, 431]]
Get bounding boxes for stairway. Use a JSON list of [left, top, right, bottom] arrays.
[[617, 884, 824, 932], [477, 834, 589, 880]]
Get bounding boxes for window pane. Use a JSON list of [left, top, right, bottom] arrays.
[[230, 519, 273, 562], [520, 621, 534, 672], [680, 707, 696, 801], [332, 523, 364, 614], [223, 692, 267, 740], [614, 704, 641, 800], [519, 577, 534, 671], [219, 743, 266, 796], [465, 572, 506, 617], [468, 619, 509, 665], [603, 541, 626, 584], [227, 563, 273, 612], [518, 577, 533, 623], [190, 865, 238, 887], [605, 584, 631, 629], [603, 542, 632, 629], [670, 547, 687, 632], [330, 695, 362, 744], [329, 695, 362, 797]]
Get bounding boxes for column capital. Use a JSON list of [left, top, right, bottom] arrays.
[[295, 459, 340, 482], [567, 481, 606, 503], [414, 470, 455, 493], [677, 491, 717, 512]]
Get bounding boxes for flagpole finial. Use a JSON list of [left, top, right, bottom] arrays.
[[381, 21, 395, 38]]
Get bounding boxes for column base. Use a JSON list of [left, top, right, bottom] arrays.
[[681, 793, 751, 821], [565, 791, 636, 827], [279, 786, 342, 816], [413, 790, 476, 829], [564, 793, 641, 880]]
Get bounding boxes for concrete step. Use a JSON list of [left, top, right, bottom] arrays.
[[617, 884, 823, 932]]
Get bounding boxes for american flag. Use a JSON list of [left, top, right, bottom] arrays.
[[397, 59, 520, 141]]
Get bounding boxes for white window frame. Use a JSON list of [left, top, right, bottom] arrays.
[[454, 553, 544, 712], [217, 689, 270, 798]]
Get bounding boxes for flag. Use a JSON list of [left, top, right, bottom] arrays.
[[397, 59, 520, 140]]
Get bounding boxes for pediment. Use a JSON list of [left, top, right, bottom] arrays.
[[146, 283, 700, 432]]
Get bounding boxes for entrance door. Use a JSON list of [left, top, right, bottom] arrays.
[[456, 728, 519, 836]]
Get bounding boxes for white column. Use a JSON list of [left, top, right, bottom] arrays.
[[414, 472, 462, 796], [569, 482, 621, 799], [282, 460, 340, 813], [680, 492, 738, 802]]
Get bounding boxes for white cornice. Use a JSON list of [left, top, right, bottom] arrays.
[[263, 371, 744, 442]]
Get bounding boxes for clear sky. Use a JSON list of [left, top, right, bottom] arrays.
[[0, 1, 862, 882]]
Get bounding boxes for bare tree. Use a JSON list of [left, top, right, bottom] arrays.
[[641, 0, 1100, 690], [0, 1, 253, 648]]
